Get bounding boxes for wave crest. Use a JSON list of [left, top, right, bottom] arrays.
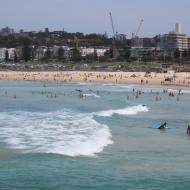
[[95, 105, 149, 117], [83, 93, 100, 98], [0, 109, 113, 157]]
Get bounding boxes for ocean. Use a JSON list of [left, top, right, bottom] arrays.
[[0, 80, 190, 190]]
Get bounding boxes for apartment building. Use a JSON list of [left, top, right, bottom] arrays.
[[0, 48, 6, 61], [158, 23, 190, 56]]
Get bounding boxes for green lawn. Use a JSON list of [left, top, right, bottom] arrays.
[[19, 60, 190, 69]]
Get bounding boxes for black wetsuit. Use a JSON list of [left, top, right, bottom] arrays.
[[158, 122, 167, 130]]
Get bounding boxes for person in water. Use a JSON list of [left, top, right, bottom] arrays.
[[158, 122, 167, 130], [187, 125, 190, 134]]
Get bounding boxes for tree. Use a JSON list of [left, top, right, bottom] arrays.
[[93, 49, 98, 61], [5, 50, 9, 62], [124, 48, 131, 60], [146, 51, 153, 62], [104, 49, 111, 58], [188, 49, 190, 62], [31, 49, 35, 61], [14, 51, 18, 63], [110, 48, 114, 59], [174, 49, 180, 60], [86, 54, 94, 62], [23, 39, 31, 62], [182, 50, 188, 60], [72, 48, 81, 62], [44, 48, 51, 62], [58, 47, 64, 60]]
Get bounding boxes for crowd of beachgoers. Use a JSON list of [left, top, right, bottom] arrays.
[[0, 71, 190, 87]]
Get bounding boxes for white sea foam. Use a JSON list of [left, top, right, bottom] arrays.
[[0, 105, 149, 156], [118, 85, 134, 89], [78, 82, 96, 86], [83, 93, 100, 98], [0, 109, 113, 157], [101, 84, 136, 92], [95, 105, 149, 117], [167, 89, 190, 94], [167, 89, 179, 93], [78, 82, 89, 85]]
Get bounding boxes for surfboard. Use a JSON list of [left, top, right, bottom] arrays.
[[148, 124, 160, 129], [148, 123, 169, 129]]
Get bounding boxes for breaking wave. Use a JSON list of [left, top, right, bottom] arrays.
[[83, 93, 100, 98], [0, 109, 113, 157], [95, 105, 149, 117], [167, 88, 190, 94], [0, 105, 149, 156]]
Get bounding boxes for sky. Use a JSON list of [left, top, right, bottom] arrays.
[[0, 0, 190, 37]]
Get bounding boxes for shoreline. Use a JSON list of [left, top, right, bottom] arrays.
[[0, 71, 190, 88]]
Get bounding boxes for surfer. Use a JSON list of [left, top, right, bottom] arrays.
[[75, 89, 82, 93], [158, 122, 167, 130]]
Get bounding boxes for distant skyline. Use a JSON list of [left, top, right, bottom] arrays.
[[0, 0, 190, 37]]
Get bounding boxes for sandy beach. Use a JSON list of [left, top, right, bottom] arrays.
[[0, 71, 190, 87]]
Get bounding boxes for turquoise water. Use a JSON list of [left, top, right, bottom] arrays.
[[0, 81, 190, 190]]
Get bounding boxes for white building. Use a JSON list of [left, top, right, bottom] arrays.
[[175, 23, 182, 34], [8, 48, 16, 60], [63, 46, 73, 59], [158, 23, 190, 56], [130, 47, 162, 59], [35, 46, 48, 60], [0, 48, 7, 61], [96, 47, 109, 57], [80, 47, 94, 57], [0, 48, 16, 61], [79, 47, 109, 57], [35, 46, 73, 60], [52, 45, 73, 59]]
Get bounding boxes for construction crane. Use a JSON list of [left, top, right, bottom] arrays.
[[132, 19, 144, 47], [109, 12, 119, 58]]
